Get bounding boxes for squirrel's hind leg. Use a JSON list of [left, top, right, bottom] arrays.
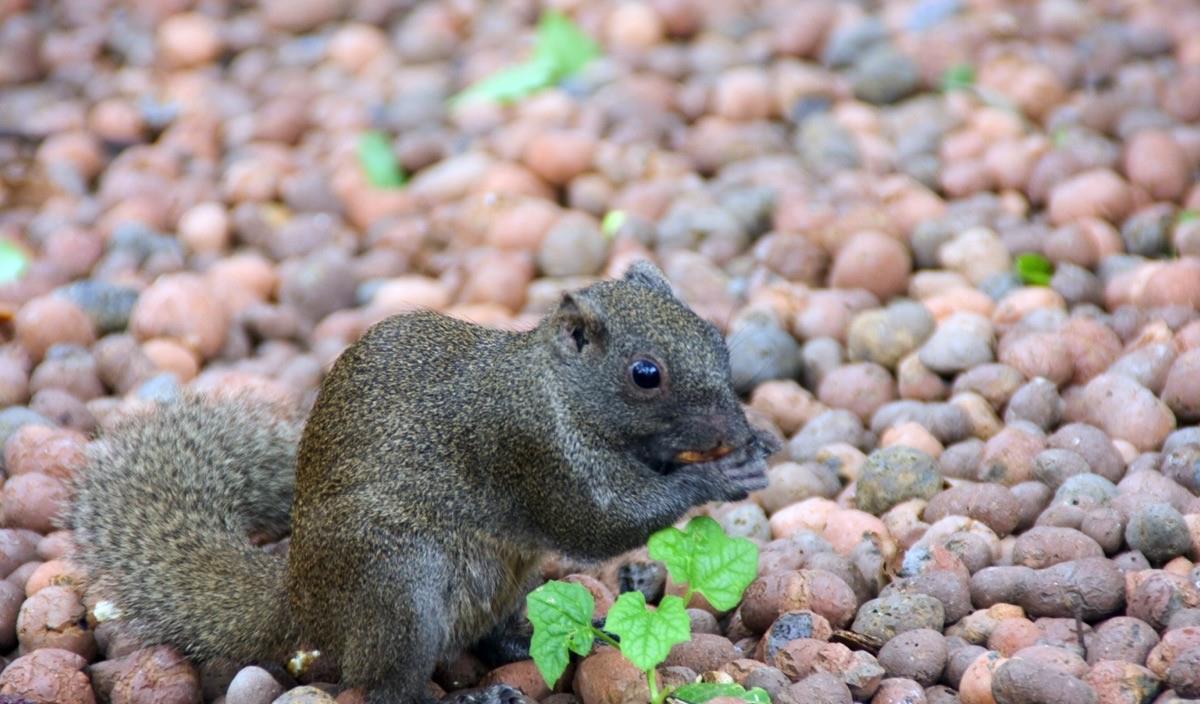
[[334, 549, 452, 704]]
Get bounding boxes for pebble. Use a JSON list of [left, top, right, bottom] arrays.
[[56, 281, 139, 335], [573, 649, 648, 704], [1077, 374, 1175, 452], [1124, 130, 1190, 202], [158, 12, 223, 68], [846, 302, 935, 369], [0, 648, 94, 704], [538, 214, 609, 278], [1161, 349, 1200, 423], [727, 317, 802, 395], [918, 314, 995, 374], [523, 131, 597, 187], [851, 593, 946, 642], [225, 666, 284, 704], [129, 273, 230, 360], [939, 228, 1012, 286], [817, 362, 896, 423], [1125, 503, 1191, 565], [829, 232, 912, 301], [855, 446, 942, 516], [1048, 169, 1134, 226], [14, 297, 96, 362]]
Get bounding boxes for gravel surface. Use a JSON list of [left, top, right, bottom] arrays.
[[2, 0, 1200, 702]]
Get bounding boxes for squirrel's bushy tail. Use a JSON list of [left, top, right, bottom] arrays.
[[66, 392, 304, 663]]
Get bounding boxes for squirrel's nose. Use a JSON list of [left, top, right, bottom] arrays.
[[700, 411, 754, 450]]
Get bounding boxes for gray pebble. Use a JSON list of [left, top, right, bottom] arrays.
[[850, 44, 920, 105], [56, 280, 139, 334], [1121, 206, 1173, 257], [788, 409, 871, 461], [1050, 263, 1103, 307], [800, 337, 843, 391], [822, 17, 888, 67], [743, 666, 790, 700], [0, 406, 52, 459], [1047, 423, 1125, 483], [918, 313, 994, 374], [851, 593, 945, 643], [1125, 503, 1191, 565], [1163, 427, 1200, 454], [277, 247, 358, 323], [910, 220, 956, 270], [135, 373, 183, 404], [226, 666, 284, 704], [856, 446, 942, 515], [877, 628, 946, 686], [795, 114, 860, 177], [1054, 474, 1118, 508], [540, 214, 609, 278], [1032, 448, 1091, 490], [1109, 343, 1177, 394], [846, 301, 934, 369], [871, 401, 970, 444], [727, 318, 801, 394], [939, 439, 983, 480], [978, 271, 1023, 302], [1004, 377, 1062, 431]]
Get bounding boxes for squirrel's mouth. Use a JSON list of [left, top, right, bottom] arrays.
[[645, 442, 740, 475]]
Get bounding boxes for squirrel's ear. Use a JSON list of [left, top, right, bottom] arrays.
[[622, 260, 674, 298], [553, 292, 606, 356]]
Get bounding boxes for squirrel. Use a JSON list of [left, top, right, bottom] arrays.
[[66, 261, 779, 704]]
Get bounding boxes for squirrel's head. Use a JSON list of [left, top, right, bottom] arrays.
[[542, 260, 772, 475]]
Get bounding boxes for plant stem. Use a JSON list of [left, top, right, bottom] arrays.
[[647, 669, 661, 704], [589, 626, 621, 649]]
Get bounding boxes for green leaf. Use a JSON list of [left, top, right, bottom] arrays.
[[356, 131, 407, 188], [0, 241, 29, 284], [604, 592, 690, 672], [1051, 125, 1070, 148], [940, 63, 975, 92], [452, 9, 597, 105], [1178, 209, 1199, 225], [669, 682, 772, 704], [647, 516, 759, 611], [526, 581, 597, 688], [533, 9, 599, 79], [451, 56, 558, 106], [1014, 252, 1054, 286], [601, 210, 627, 237]]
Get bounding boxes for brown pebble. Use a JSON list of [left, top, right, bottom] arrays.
[[2, 473, 69, 534], [1124, 130, 1190, 202], [522, 131, 597, 187], [111, 646, 202, 704], [14, 297, 96, 362], [0, 647, 94, 704], [129, 273, 230, 360], [829, 232, 912, 301], [16, 585, 94, 659]]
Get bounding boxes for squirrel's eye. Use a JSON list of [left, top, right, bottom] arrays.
[[629, 358, 661, 389]]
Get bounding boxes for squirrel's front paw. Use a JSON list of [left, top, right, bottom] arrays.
[[441, 684, 533, 704]]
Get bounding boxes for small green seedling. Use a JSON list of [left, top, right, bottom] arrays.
[[940, 63, 975, 93], [1014, 252, 1054, 286], [356, 131, 407, 188], [452, 10, 599, 106], [0, 241, 29, 284], [526, 517, 767, 704], [601, 210, 628, 238]]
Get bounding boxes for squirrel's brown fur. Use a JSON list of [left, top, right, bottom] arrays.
[[67, 262, 777, 704]]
